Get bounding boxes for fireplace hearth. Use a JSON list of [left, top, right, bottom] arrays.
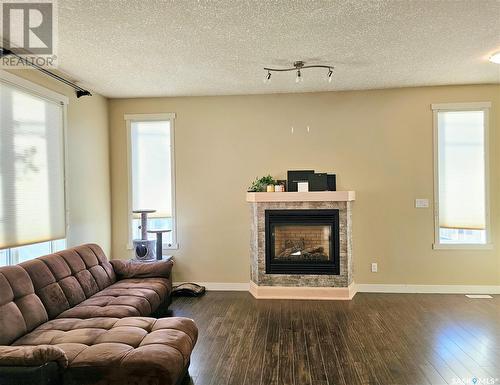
[[265, 209, 340, 275]]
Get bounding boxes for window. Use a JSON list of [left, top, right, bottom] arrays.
[[0, 71, 68, 258], [0, 239, 67, 266], [125, 113, 177, 249], [432, 102, 491, 248]]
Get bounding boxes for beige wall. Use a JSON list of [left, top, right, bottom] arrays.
[[6, 69, 112, 254], [109, 85, 500, 285]]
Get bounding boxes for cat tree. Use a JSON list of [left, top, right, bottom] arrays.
[[132, 209, 170, 261]]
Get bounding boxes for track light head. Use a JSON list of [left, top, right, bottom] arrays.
[[0, 47, 12, 58], [263, 70, 272, 84], [328, 68, 333, 83], [295, 69, 303, 83], [76, 90, 92, 98]]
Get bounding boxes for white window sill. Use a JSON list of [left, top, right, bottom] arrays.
[[127, 243, 179, 251], [433, 243, 493, 250]]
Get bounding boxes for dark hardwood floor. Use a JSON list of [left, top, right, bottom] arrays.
[[169, 292, 500, 385]]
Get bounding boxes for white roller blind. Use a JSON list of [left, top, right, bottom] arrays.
[[438, 110, 485, 230], [131, 120, 172, 218], [0, 81, 66, 249]]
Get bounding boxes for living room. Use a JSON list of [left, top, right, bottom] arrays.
[[0, 1, 499, 385]]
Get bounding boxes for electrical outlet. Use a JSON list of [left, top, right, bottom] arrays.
[[371, 263, 378, 273]]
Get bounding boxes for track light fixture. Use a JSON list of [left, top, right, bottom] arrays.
[[264, 61, 334, 84], [0, 47, 92, 98]]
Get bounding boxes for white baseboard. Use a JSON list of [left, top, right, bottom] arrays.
[[173, 282, 500, 295], [356, 284, 500, 294], [173, 282, 250, 291]]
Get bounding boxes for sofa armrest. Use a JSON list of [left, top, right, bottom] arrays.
[[0, 345, 67, 369], [110, 259, 173, 279]]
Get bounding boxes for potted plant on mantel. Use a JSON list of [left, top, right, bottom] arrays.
[[247, 175, 276, 192]]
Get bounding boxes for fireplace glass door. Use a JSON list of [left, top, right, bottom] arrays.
[[265, 209, 340, 275], [273, 225, 331, 262]]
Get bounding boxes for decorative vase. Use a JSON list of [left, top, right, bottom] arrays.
[[266, 185, 275, 192]]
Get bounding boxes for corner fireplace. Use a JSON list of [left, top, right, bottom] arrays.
[[265, 209, 340, 275]]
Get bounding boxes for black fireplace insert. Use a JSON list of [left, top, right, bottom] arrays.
[[265, 209, 340, 275]]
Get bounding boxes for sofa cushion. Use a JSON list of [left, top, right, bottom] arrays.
[[19, 244, 116, 320], [56, 278, 171, 319], [12, 317, 198, 385], [0, 266, 48, 345]]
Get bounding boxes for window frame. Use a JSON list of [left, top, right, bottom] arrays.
[[124, 113, 178, 251], [0, 70, 70, 258], [432, 102, 492, 250], [1, 239, 67, 266]]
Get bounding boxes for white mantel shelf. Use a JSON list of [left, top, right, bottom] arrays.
[[246, 191, 355, 203]]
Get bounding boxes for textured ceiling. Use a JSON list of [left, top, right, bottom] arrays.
[[56, 0, 500, 98]]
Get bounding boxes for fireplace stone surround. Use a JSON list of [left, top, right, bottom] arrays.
[[247, 191, 356, 300]]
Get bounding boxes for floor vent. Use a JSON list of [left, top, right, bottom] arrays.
[[465, 294, 493, 299]]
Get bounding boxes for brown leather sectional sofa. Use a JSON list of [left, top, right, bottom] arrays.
[[0, 244, 197, 385]]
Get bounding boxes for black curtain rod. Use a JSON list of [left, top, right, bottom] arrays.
[[0, 47, 92, 98]]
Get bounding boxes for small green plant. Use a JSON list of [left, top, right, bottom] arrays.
[[248, 175, 276, 192]]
